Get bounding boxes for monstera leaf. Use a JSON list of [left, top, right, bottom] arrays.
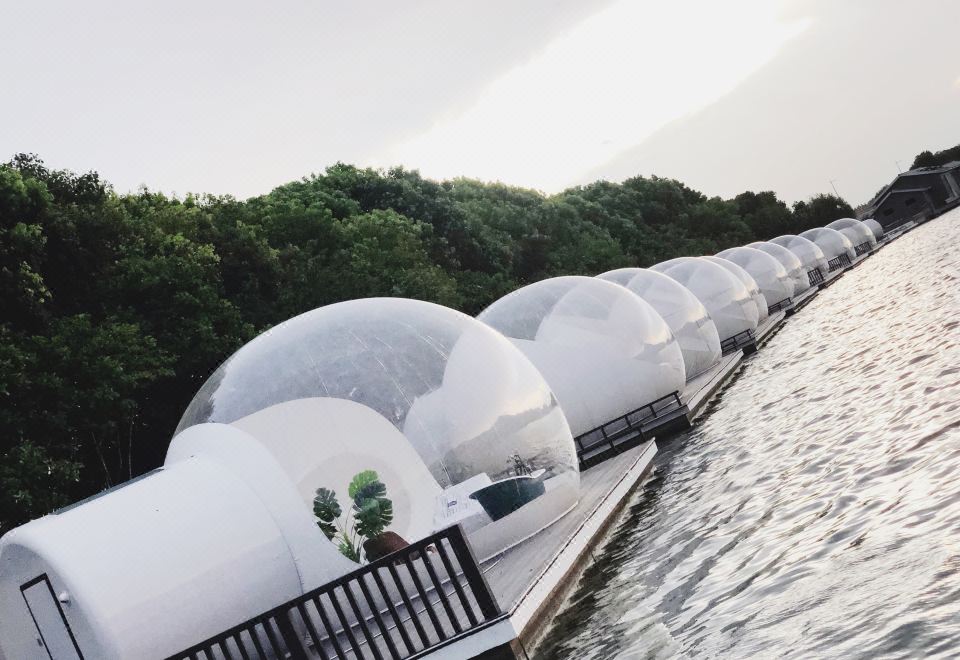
[[314, 470, 394, 562], [348, 470, 393, 538], [313, 487, 341, 540], [348, 470, 386, 503], [355, 497, 394, 539]]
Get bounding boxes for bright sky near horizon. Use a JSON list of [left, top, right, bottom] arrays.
[[2, 0, 958, 205]]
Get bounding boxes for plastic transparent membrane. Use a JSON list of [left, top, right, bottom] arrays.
[[863, 218, 885, 241], [597, 268, 721, 381], [770, 235, 830, 278], [477, 276, 686, 438], [747, 241, 810, 295], [715, 246, 794, 309], [701, 255, 768, 323], [827, 217, 878, 249], [651, 257, 759, 343], [799, 227, 857, 262], [177, 298, 579, 564]]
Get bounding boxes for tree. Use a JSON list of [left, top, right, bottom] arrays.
[[791, 194, 855, 233]]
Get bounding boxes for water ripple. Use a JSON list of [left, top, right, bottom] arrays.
[[536, 210, 960, 659]]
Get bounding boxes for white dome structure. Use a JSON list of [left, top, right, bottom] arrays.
[[597, 267, 721, 381], [715, 246, 794, 312], [863, 218, 884, 241], [651, 257, 759, 349], [701, 255, 768, 323], [826, 217, 878, 254], [746, 241, 810, 295], [770, 234, 830, 285], [478, 276, 686, 449], [0, 299, 579, 659], [799, 227, 857, 271]]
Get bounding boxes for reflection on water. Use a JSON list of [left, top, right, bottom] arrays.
[[536, 211, 960, 659]]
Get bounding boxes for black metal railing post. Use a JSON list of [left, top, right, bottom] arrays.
[[275, 611, 309, 660], [447, 526, 501, 621], [166, 525, 504, 660]]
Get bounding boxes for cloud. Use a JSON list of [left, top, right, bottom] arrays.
[[378, 0, 810, 192]]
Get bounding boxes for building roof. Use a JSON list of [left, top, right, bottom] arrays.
[[862, 161, 959, 214], [899, 161, 960, 176]]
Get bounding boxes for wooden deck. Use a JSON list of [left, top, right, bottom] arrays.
[[788, 286, 819, 314], [755, 310, 787, 348], [430, 442, 658, 659], [681, 350, 744, 422]]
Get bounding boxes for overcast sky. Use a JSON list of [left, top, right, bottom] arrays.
[[3, 0, 958, 205]]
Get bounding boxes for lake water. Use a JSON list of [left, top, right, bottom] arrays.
[[535, 210, 960, 659]]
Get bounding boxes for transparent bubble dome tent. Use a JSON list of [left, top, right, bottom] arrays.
[[597, 267, 722, 381], [0, 298, 580, 659], [746, 241, 810, 295], [651, 257, 759, 347], [799, 227, 857, 267], [177, 297, 581, 557], [700, 255, 768, 323], [478, 276, 686, 449], [863, 218, 885, 241], [715, 246, 795, 312], [826, 217, 878, 252], [770, 234, 830, 282]]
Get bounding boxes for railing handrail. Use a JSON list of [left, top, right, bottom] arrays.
[[167, 524, 502, 660], [574, 391, 683, 463], [767, 297, 793, 314], [826, 253, 852, 272], [720, 328, 755, 355]]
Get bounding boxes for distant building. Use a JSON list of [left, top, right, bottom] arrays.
[[859, 162, 960, 229]]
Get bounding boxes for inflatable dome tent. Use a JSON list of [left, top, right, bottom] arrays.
[[701, 255, 768, 323], [862, 218, 884, 242], [597, 267, 721, 381], [651, 257, 759, 352], [826, 218, 877, 256], [478, 276, 685, 464], [770, 234, 830, 286], [799, 227, 857, 272], [715, 246, 794, 313], [746, 241, 810, 295], [0, 299, 579, 659]]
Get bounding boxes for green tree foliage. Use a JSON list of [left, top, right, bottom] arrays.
[[911, 143, 960, 169], [0, 153, 853, 530], [790, 194, 856, 233]]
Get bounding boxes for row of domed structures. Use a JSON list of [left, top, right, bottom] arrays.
[[0, 218, 886, 659]]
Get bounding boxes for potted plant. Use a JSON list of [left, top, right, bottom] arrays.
[[313, 470, 403, 563]]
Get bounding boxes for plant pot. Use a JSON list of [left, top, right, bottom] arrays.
[[363, 531, 409, 562]]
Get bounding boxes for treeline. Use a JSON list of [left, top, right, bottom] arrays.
[[0, 153, 854, 531], [912, 142, 960, 169]]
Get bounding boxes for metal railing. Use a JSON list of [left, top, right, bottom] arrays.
[[807, 267, 825, 286], [167, 525, 503, 660], [574, 391, 683, 468], [853, 242, 872, 256], [826, 253, 852, 272], [720, 329, 755, 355], [767, 298, 793, 315]]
